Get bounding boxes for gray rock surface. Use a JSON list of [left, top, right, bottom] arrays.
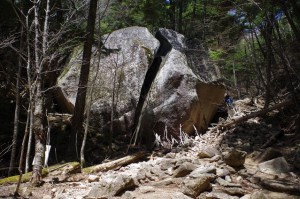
[[198, 146, 220, 158], [258, 157, 290, 175], [223, 149, 247, 167], [173, 162, 197, 177], [180, 175, 211, 197], [139, 28, 224, 137], [57, 26, 159, 133], [57, 26, 224, 140], [87, 174, 136, 198]]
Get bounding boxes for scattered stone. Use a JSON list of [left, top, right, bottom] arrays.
[[124, 189, 193, 199], [225, 175, 232, 182], [214, 187, 245, 197], [86, 174, 135, 198], [180, 176, 211, 197], [198, 146, 220, 159], [223, 149, 247, 167], [210, 155, 222, 162], [165, 153, 176, 159], [216, 168, 230, 177], [240, 194, 251, 199], [175, 158, 193, 166], [236, 176, 243, 182], [258, 157, 290, 175], [215, 177, 241, 187], [205, 191, 239, 199], [139, 186, 155, 193], [173, 162, 197, 177], [248, 191, 268, 199], [150, 177, 181, 187], [189, 166, 216, 178], [225, 165, 237, 174], [150, 165, 165, 177], [87, 175, 99, 182], [159, 159, 176, 170]]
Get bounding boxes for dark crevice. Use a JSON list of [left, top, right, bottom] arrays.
[[132, 29, 173, 142]]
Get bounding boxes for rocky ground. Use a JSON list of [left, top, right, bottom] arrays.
[[1, 98, 300, 199]]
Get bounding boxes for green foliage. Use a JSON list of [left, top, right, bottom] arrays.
[[209, 49, 224, 61]]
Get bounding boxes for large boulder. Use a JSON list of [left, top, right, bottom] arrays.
[[57, 26, 159, 133], [138, 28, 224, 138], [57, 26, 224, 139]]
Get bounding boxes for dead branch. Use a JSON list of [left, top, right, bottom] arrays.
[[82, 151, 147, 174], [261, 179, 300, 193], [208, 100, 293, 134]]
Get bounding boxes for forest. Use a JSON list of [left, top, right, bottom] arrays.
[[0, 0, 300, 198]]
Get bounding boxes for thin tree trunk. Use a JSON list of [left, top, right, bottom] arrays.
[[169, 0, 176, 30], [279, 1, 300, 40], [80, 2, 110, 167], [69, 0, 98, 160], [203, 0, 207, 45], [8, 26, 23, 176], [25, 15, 33, 173], [42, 0, 50, 55], [250, 23, 266, 89], [14, 106, 30, 196], [263, 13, 274, 108], [25, 109, 33, 173], [178, 0, 183, 33], [110, 67, 117, 154], [232, 54, 240, 99], [273, 20, 300, 109], [290, 0, 300, 24], [31, 0, 46, 186]]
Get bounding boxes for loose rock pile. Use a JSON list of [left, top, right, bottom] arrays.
[[1, 98, 300, 199]]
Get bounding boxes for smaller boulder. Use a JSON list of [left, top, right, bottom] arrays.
[[198, 146, 220, 159], [180, 176, 211, 197], [189, 166, 216, 178], [86, 174, 135, 198], [173, 162, 197, 177], [223, 149, 247, 167], [258, 157, 290, 175]]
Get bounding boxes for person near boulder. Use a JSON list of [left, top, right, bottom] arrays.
[[224, 93, 234, 107], [224, 93, 235, 117]]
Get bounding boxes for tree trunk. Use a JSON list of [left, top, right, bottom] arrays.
[[31, 0, 46, 186], [232, 54, 240, 99], [42, 0, 50, 54], [169, 0, 176, 30], [203, 0, 207, 44], [25, 15, 33, 173], [290, 0, 300, 24], [8, 26, 23, 176], [178, 0, 183, 33], [69, 0, 98, 160], [249, 23, 266, 90], [110, 67, 117, 154], [280, 1, 300, 40], [262, 12, 274, 108], [14, 106, 30, 196]]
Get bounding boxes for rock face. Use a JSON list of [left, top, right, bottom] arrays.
[[138, 28, 224, 137], [57, 26, 224, 139], [58, 26, 159, 133]]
